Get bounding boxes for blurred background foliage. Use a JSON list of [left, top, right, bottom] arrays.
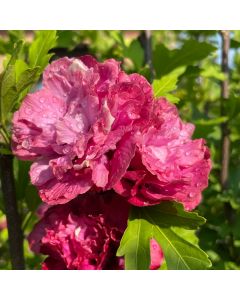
[[0, 30, 240, 269]]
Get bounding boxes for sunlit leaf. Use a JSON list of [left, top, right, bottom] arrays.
[[29, 30, 57, 70], [152, 67, 185, 103], [117, 202, 211, 270], [0, 40, 23, 125]]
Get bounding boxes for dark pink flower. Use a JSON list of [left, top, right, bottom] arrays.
[[28, 192, 129, 270], [114, 98, 212, 211], [28, 192, 163, 270], [12, 56, 153, 205]]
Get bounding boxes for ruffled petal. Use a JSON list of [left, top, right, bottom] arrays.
[[39, 171, 93, 205]]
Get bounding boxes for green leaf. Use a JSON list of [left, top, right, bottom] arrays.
[[182, 65, 203, 77], [146, 210, 210, 270], [0, 56, 40, 125], [152, 226, 210, 269], [230, 39, 240, 49], [15, 59, 28, 81], [0, 32, 55, 128], [29, 30, 57, 70], [0, 40, 23, 125], [164, 93, 180, 104], [144, 202, 206, 229], [16, 67, 40, 96], [0, 41, 22, 101], [2, 57, 28, 81], [152, 67, 185, 103], [0, 65, 40, 122], [56, 30, 83, 50], [117, 211, 151, 270], [153, 40, 216, 77], [139, 65, 152, 82], [152, 74, 177, 97], [117, 202, 211, 270], [201, 64, 226, 81], [172, 228, 199, 245], [109, 30, 125, 47], [123, 40, 144, 69]]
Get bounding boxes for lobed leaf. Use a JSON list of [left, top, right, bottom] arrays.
[[117, 202, 211, 270], [117, 211, 150, 270], [152, 67, 185, 103]]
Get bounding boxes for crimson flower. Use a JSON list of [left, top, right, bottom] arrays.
[[28, 192, 163, 270]]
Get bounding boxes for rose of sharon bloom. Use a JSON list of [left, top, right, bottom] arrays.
[[28, 192, 163, 270], [12, 56, 153, 205], [114, 98, 212, 211]]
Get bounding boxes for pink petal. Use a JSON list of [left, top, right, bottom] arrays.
[[108, 133, 136, 188], [91, 156, 109, 188], [43, 57, 74, 99], [12, 89, 66, 159], [39, 172, 93, 205], [30, 159, 54, 186], [49, 156, 73, 180]]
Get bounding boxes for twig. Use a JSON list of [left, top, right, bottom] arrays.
[[219, 31, 236, 263], [0, 154, 25, 269], [220, 30, 230, 191], [140, 30, 154, 82]]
